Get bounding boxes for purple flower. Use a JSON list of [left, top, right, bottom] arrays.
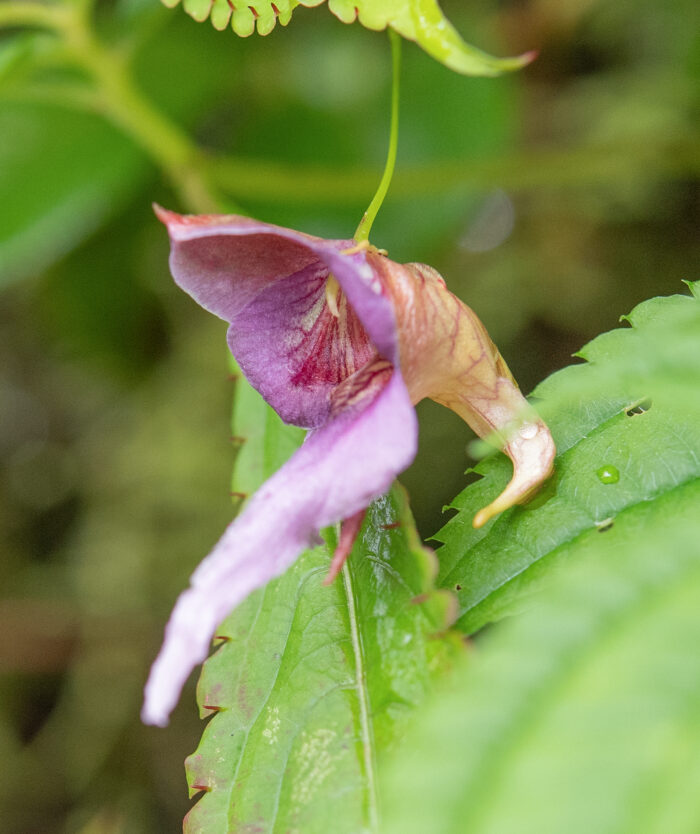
[[142, 209, 555, 726]]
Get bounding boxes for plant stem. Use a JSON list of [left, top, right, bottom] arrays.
[[353, 28, 401, 244]]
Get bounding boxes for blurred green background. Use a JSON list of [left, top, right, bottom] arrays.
[[0, 0, 698, 830]]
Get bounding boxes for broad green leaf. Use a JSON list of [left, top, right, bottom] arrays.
[[184, 372, 458, 832], [435, 282, 700, 633], [382, 493, 700, 834], [165, 0, 533, 77]]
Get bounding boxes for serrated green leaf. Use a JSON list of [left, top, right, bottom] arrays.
[[164, 0, 531, 77], [547, 287, 700, 414], [382, 492, 700, 834], [435, 283, 700, 634], [184, 371, 458, 832], [174, 0, 295, 34]]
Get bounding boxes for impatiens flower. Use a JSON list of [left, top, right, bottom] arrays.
[[142, 208, 555, 726]]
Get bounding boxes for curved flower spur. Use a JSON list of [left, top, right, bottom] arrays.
[[142, 208, 555, 726]]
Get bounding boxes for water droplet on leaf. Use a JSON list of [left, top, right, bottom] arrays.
[[596, 465, 620, 484]]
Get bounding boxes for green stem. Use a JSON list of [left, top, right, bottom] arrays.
[[0, 82, 102, 111], [5, 3, 698, 212], [353, 28, 401, 244]]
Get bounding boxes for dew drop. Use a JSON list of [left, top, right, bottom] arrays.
[[596, 465, 620, 484]]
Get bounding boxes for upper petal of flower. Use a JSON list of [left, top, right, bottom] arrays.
[[156, 208, 397, 428]]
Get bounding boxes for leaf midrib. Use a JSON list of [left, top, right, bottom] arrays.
[[342, 560, 380, 833], [212, 556, 380, 834]]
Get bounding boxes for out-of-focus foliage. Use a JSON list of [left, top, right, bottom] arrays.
[[0, 6, 234, 286], [383, 500, 700, 834], [0, 103, 144, 288], [436, 284, 700, 632], [0, 0, 698, 830]]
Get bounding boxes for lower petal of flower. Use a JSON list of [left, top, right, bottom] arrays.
[[141, 367, 417, 726]]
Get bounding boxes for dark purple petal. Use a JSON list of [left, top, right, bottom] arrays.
[[141, 366, 417, 726], [157, 208, 399, 428]]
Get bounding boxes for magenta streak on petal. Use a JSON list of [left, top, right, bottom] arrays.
[[228, 263, 374, 428], [157, 208, 399, 427], [141, 369, 417, 726]]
